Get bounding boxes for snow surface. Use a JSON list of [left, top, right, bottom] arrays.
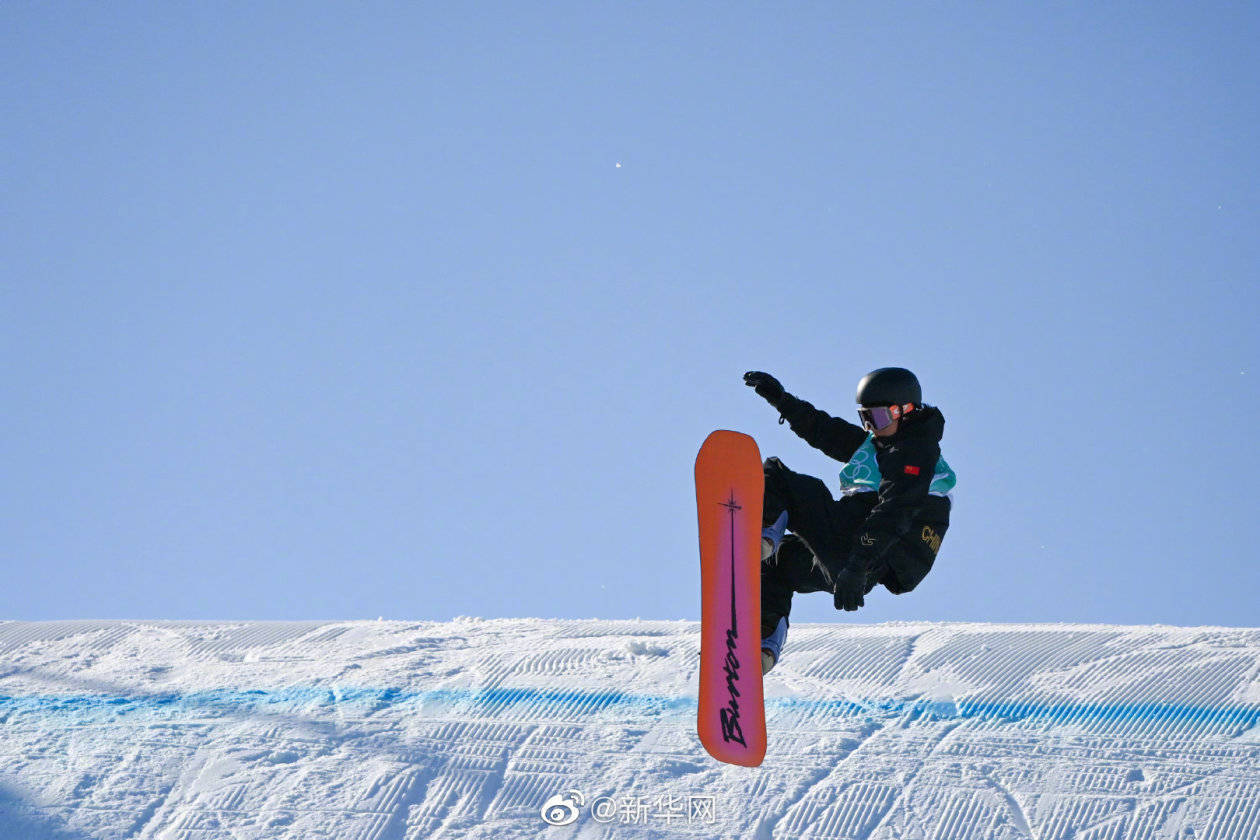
[[1, 619, 1258, 839]]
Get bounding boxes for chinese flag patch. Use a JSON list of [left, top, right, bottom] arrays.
[[904, 465, 921, 476]]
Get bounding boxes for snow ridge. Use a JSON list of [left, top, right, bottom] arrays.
[[1, 619, 1257, 839]]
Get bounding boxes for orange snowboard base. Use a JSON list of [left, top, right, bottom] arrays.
[[695, 430, 766, 766]]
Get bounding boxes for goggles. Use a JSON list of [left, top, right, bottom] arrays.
[[858, 403, 914, 432]]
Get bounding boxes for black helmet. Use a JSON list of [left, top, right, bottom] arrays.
[[856, 367, 921, 407]]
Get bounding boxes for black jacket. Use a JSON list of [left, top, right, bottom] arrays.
[[774, 392, 950, 584]]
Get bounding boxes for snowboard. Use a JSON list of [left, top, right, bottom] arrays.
[[694, 430, 766, 767]]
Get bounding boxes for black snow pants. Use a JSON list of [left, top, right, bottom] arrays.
[[760, 457, 949, 637]]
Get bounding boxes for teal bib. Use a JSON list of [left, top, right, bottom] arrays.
[[837, 435, 956, 497]]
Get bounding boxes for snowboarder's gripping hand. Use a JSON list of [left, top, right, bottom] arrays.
[[744, 371, 785, 406], [832, 565, 866, 612]]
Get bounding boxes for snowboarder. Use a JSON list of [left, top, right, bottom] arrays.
[[744, 368, 955, 675]]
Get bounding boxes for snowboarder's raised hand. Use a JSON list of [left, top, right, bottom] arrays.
[[743, 371, 785, 405], [832, 565, 866, 612]]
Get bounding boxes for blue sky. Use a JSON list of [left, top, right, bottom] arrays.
[[3, 2, 1257, 626]]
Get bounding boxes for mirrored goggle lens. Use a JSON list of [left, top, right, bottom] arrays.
[[858, 406, 896, 431]]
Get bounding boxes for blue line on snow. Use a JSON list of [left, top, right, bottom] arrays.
[[1, 686, 1258, 733]]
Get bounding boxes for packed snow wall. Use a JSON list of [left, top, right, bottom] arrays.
[[1, 619, 1257, 839]]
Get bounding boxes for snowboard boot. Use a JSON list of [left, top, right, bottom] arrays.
[[760, 615, 788, 675], [761, 510, 789, 561]]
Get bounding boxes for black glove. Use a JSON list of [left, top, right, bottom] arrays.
[[832, 564, 867, 612], [743, 371, 785, 405]]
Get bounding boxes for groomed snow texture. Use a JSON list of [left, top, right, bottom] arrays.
[[1, 619, 1258, 839]]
